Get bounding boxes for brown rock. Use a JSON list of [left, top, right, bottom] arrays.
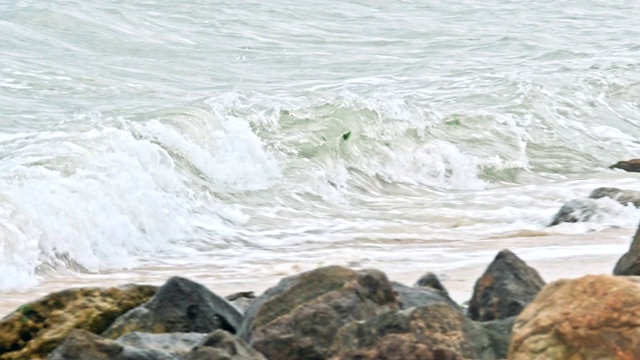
[[611, 159, 640, 172], [614, 221, 640, 275], [332, 334, 458, 360], [0, 284, 156, 360], [329, 304, 475, 360], [237, 266, 399, 360], [467, 249, 544, 321], [509, 274, 640, 359]]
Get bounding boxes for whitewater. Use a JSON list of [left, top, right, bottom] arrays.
[[1, 0, 640, 312]]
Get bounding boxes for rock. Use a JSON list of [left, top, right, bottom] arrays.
[[182, 330, 266, 360], [614, 221, 640, 275], [509, 274, 640, 359], [391, 282, 460, 311], [549, 187, 640, 226], [225, 292, 256, 315], [52, 331, 177, 360], [467, 249, 544, 322], [48, 330, 128, 360], [102, 277, 243, 339], [476, 317, 515, 360], [329, 303, 475, 360], [611, 159, 640, 172], [413, 272, 448, 294], [116, 332, 207, 355], [237, 266, 399, 360], [50, 330, 262, 360], [548, 198, 599, 226], [0, 284, 156, 360], [589, 187, 640, 207]]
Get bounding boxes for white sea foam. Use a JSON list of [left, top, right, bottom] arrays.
[[2, 0, 640, 297], [0, 105, 285, 288]]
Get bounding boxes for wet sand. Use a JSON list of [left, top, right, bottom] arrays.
[[0, 227, 632, 317]]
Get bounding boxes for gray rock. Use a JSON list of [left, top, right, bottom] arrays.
[[116, 332, 207, 355], [590, 187, 640, 207], [103, 277, 243, 339], [548, 198, 599, 226], [549, 187, 640, 226], [183, 330, 266, 360], [614, 221, 640, 275], [49, 330, 264, 360], [413, 272, 448, 294], [391, 281, 460, 311], [48, 330, 176, 360], [467, 249, 545, 322], [467, 316, 516, 360], [237, 266, 399, 360]]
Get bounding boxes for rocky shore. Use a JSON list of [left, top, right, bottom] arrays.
[[3, 183, 640, 359]]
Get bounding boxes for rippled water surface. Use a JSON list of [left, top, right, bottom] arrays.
[[1, 0, 640, 308]]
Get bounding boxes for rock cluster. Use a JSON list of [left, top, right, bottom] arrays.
[[3, 214, 640, 359]]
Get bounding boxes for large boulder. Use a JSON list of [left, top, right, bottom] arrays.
[[0, 284, 156, 360], [509, 275, 640, 359], [329, 303, 505, 360], [467, 249, 544, 322], [614, 221, 640, 275], [237, 266, 399, 360], [611, 159, 640, 172], [102, 277, 243, 339]]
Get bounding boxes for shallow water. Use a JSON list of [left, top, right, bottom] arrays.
[[1, 0, 640, 313]]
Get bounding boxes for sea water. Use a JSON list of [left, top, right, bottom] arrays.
[[1, 0, 640, 311]]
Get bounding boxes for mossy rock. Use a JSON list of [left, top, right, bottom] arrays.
[[0, 284, 157, 360]]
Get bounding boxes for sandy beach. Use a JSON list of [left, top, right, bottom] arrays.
[[1, 227, 631, 317]]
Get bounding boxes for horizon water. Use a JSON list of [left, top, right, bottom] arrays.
[[2, 0, 640, 313]]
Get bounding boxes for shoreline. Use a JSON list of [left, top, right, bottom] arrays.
[[1, 228, 630, 317]]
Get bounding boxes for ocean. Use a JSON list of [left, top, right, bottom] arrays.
[[1, 0, 640, 311]]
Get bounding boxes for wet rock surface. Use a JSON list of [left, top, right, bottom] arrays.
[[611, 159, 640, 172], [0, 284, 156, 360], [467, 249, 545, 322], [509, 275, 640, 359], [103, 277, 243, 339], [549, 187, 640, 226], [238, 266, 399, 360], [614, 221, 640, 275], [329, 303, 475, 360], [392, 281, 460, 310]]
